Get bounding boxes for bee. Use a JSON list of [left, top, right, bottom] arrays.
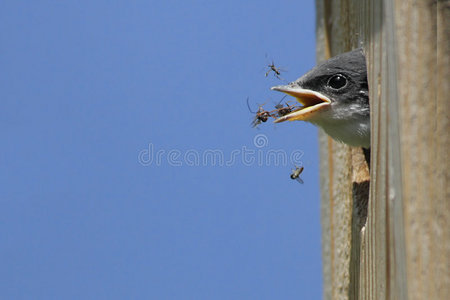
[[290, 165, 304, 184]]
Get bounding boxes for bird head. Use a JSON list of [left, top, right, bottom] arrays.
[[271, 48, 370, 148]]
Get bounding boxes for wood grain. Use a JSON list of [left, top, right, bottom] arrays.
[[316, 0, 449, 299]]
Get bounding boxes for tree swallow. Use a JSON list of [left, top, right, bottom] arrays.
[[271, 49, 370, 152]]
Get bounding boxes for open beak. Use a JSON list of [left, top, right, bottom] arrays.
[[271, 85, 331, 123]]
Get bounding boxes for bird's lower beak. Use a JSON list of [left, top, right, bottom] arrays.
[[271, 85, 331, 123]]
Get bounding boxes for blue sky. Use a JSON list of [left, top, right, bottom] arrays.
[[0, 1, 321, 299]]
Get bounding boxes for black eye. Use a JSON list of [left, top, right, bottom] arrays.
[[327, 74, 347, 90]]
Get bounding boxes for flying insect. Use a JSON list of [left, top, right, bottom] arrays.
[[265, 60, 285, 80], [290, 165, 304, 184], [247, 97, 270, 128]]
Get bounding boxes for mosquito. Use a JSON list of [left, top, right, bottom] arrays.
[[264, 55, 286, 80]]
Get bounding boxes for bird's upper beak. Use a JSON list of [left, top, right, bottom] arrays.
[[271, 85, 331, 123]]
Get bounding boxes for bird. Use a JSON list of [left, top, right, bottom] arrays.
[[271, 48, 370, 165]]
